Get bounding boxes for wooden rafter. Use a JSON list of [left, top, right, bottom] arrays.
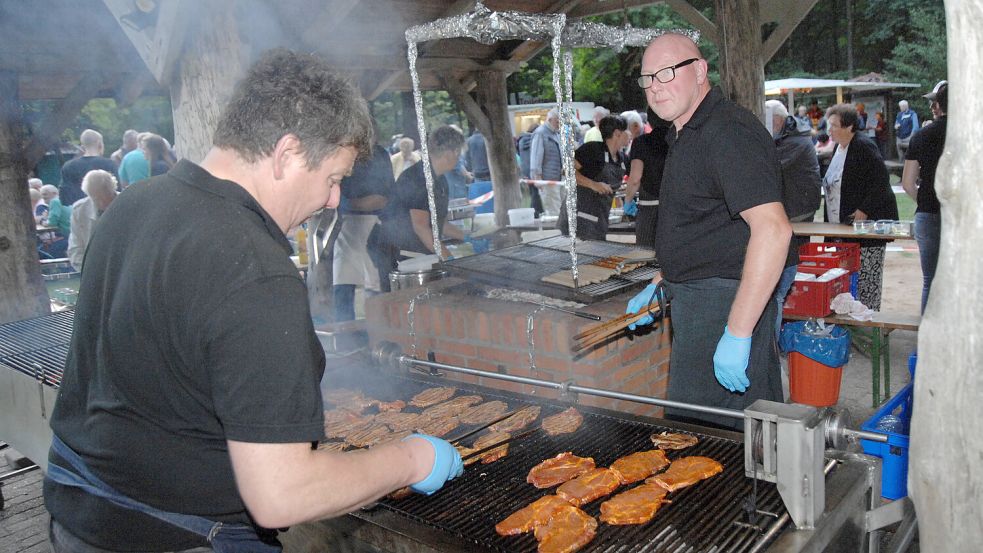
[[23, 72, 105, 166], [101, 0, 189, 85], [441, 74, 490, 135], [760, 0, 820, 62]]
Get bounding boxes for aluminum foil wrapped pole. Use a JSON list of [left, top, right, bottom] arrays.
[[403, 2, 696, 276]]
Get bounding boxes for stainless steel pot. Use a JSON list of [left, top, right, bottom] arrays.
[[388, 269, 448, 291]]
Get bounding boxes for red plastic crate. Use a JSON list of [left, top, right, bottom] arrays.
[[782, 272, 851, 317], [798, 243, 861, 274]]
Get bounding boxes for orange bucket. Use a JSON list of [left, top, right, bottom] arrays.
[[789, 351, 844, 407]]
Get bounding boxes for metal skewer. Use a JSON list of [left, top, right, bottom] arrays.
[[536, 302, 601, 321]]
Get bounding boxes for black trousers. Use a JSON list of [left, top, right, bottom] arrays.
[[634, 205, 658, 250], [367, 224, 398, 293]]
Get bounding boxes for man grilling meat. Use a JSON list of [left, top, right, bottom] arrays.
[[43, 49, 463, 553]]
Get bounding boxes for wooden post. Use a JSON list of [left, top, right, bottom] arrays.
[[714, 0, 764, 119], [0, 71, 50, 324], [168, 5, 246, 163], [474, 70, 522, 227], [909, 1, 983, 548]]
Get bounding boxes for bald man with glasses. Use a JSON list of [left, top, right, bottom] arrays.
[[626, 33, 791, 430]]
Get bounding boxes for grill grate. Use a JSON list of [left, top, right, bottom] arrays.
[[325, 370, 786, 553], [442, 237, 658, 303], [0, 310, 74, 387]]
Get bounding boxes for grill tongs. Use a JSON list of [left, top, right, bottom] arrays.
[[460, 427, 540, 463]]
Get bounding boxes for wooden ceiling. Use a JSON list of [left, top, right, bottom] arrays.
[[0, 0, 815, 102]]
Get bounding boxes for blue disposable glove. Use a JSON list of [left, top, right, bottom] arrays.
[[623, 199, 638, 217], [404, 433, 464, 495], [713, 326, 752, 393], [626, 282, 663, 330]]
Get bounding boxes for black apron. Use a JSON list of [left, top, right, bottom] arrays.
[[634, 199, 659, 249], [559, 151, 625, 240], [663, 277, 783, 431]]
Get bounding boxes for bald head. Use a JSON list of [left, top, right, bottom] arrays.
[[641, 33, 709, 129]]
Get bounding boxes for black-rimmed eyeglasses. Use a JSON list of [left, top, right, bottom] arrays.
[[637, 58, 699, 88]]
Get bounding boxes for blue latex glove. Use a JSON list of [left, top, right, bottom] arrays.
[[713, 326, 752, 392], [626, 282, 663, 330], [404, 434, 464, 495], [623, 199, 638, 217]]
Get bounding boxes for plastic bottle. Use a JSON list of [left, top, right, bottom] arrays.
[[296, 226, 308, 266]]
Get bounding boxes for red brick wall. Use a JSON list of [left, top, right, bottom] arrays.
[[366, 278, 671, 417]]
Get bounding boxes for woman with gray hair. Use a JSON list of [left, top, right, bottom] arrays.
[[67, 169, 118, 271]]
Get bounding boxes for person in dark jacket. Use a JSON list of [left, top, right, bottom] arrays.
[[823, 103, 899, 310], [516, 123, 540, 213]]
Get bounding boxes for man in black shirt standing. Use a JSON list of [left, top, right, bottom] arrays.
[[59, 129, 117, 206], [901, 80, 948, 313], [624, 109, 671, 248], [44, 50, 463, 553], [626, 34, 791, 429]]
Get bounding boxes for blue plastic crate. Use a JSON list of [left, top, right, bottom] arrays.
[[908, 350, 917, 378], [861, 383, 913, 500]]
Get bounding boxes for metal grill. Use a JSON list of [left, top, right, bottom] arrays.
[[0, 310, 74, 387], [442, 237, 658, 303], [326, 369, 786, 553]]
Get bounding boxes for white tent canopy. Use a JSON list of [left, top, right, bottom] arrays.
[[765, 77, 920, 108]]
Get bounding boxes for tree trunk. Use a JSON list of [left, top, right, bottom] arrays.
[[0, 71, 50, 324], [169, 4, 246, 163], [714, 0, 764, 120], [474, 70, 522, 227], [909, 1, 983, 549]]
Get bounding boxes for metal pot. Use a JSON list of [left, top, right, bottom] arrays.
[[388, 269, 448, 291]]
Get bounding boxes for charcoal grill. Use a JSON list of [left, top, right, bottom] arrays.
[[441, 236, 658, 303], [0, 310, 71, 473]]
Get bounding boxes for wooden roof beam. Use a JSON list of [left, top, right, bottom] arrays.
[[441, 73, 490, 135], [101, 0, 190, 85], [23, 72, 105, 166], [760, 0, 820, 63]]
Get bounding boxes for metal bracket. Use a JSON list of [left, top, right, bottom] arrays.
[[558, 379, 578, 402]]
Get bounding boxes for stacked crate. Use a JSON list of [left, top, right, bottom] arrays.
[[782, 243, 860, 317]]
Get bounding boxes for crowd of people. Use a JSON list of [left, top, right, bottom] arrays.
[[29, 128, 175, 271]]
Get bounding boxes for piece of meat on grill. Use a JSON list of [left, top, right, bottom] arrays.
[[324, 388, 379, 412], [599, 483, 670, 525], [610, 449, 670, 485], [410, 386, 456, 408], [374, 411, 423, 433], [324, 412, 374, 439], [490, 405, 541, 433], [555, 467, 621, 506], [649, 431, 699, 450], [541, 407, 583, 436], [646, 456, 724, 492], [458, 400, 509, 425], [527, 452, 596, 489], [533, 503, 598, 553], [377, 400, 406, 412], [344, 422, 393, 448], [415, 414, 460, 438], [421, 395, 483, 419], [495, 495, 570, 536], [389, 486, 413, 500], [472, 431, 511, 464]]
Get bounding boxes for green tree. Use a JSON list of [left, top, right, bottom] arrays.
[[883, 6, 947, 121]]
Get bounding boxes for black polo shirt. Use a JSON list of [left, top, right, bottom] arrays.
[[656, 87, 783, 281], [905, 117, 946, 214], [379, 162, 449, 253], [45, 160, 326, 550], [340, 144, 394, 215], [629, 127, 670, 201]]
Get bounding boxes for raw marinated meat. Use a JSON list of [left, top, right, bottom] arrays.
[[377, 400, 406, 412], [556, 468, 621, 506], [490, 405, 541, 433], [527, 452, 596, 489], [415, 414, 460, 438], [344, 423, 392, 448], [610, 450, 670, 484], [421, 395, 483, 419], [410, 386, 456, 408], [533, 503, 597, 553], [599, 483, 670, 525], [458, 400, 509, 425], [374, 411, 422, 433], [646, 456, 723, 492], [541, 407, 583, 436], [649, 431, 699, 450], [495, 495, 570, 536]]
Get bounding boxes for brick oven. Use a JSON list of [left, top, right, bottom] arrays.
[[365, 277, 670, 417]]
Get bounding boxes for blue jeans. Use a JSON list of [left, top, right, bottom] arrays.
[[774, 265, 798, 340], [914, 212, 941, 314]]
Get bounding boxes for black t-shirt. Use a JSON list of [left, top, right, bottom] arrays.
[[44, 160, 326, 551], [340, 144, 394, 215], [575, 141, 626, 214], [379, 162, 449, 253], [657, 88, 783, 282], [59, 155, 118, 206], [629, 128, 670, 200], [905, 117, 946, 214]]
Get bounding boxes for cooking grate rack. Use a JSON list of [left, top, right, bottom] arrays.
[[0, 310, 74, 387], [442, 237, 658, 303], [325, 369, 788, 553]]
